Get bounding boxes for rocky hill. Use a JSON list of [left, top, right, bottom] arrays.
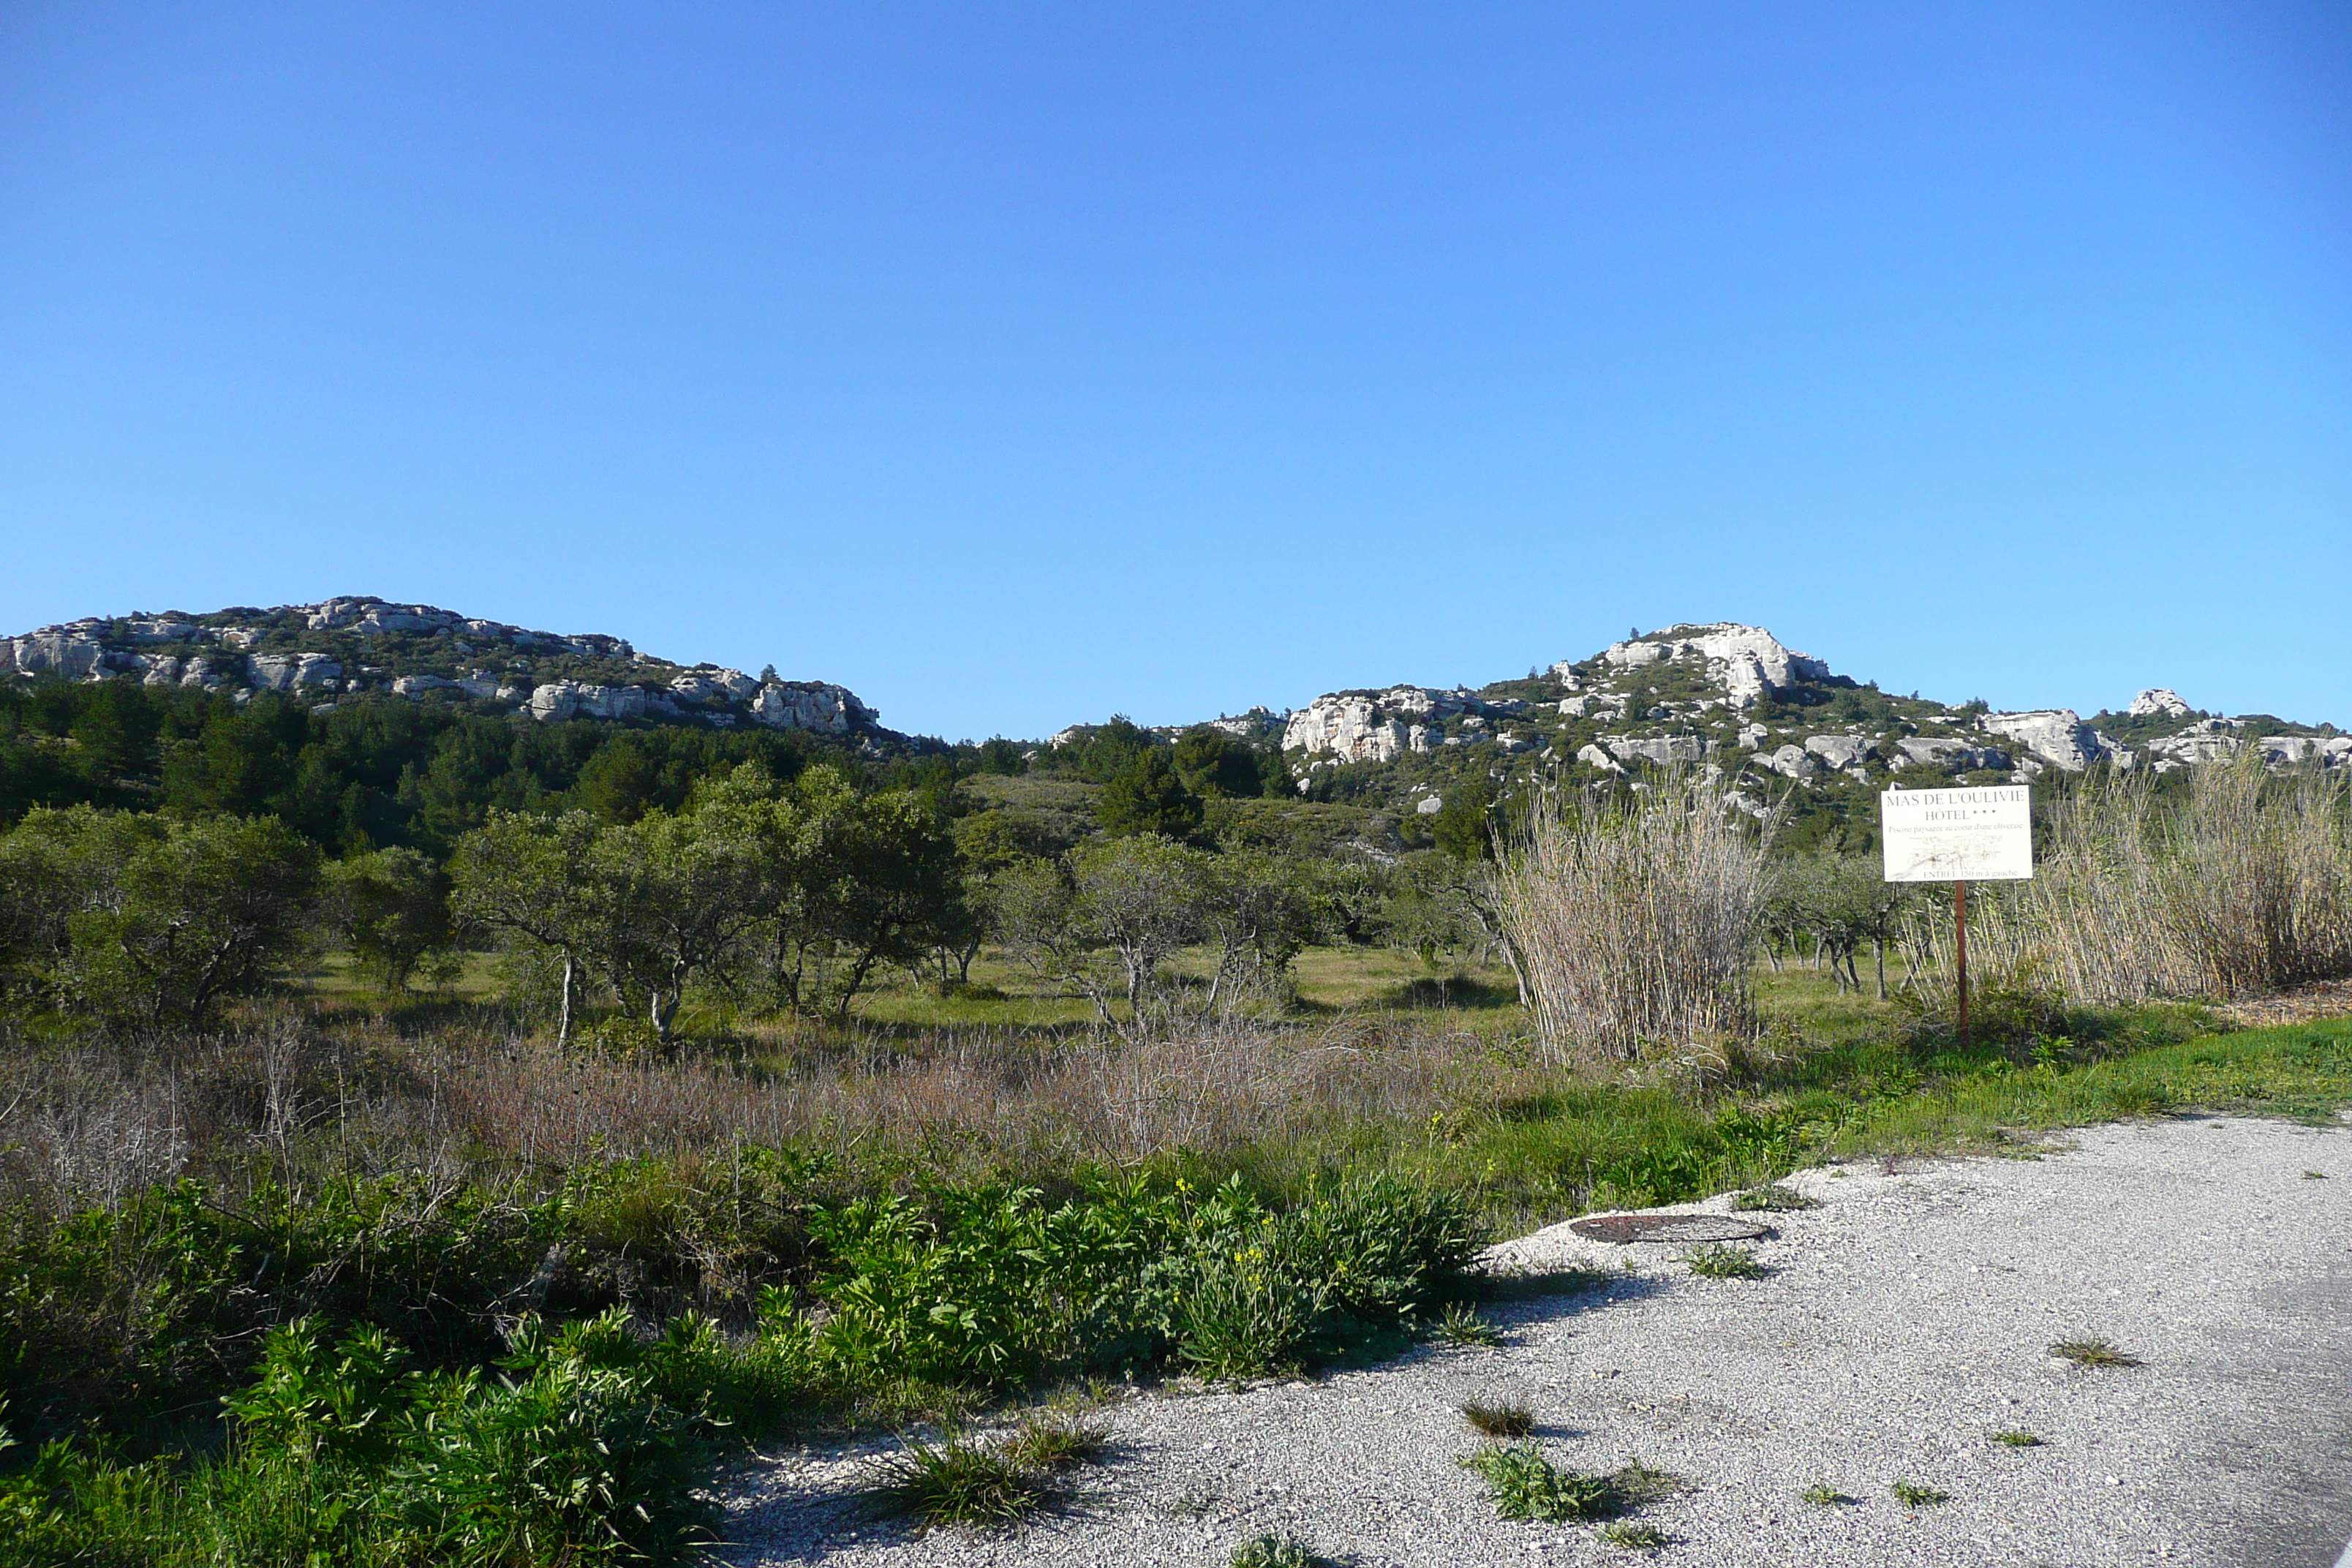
[[1237, 622, 2346, 812], [0, 597, 888, 741]]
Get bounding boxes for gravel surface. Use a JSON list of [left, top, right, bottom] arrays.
[[721, 1114, 2352, 1567]]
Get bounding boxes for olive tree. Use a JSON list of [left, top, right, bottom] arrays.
[[12, 810, 323, 1030], [449, 810, 605, 1047], [323, 846, 456, 992], [996, 835, 1210, 1038]]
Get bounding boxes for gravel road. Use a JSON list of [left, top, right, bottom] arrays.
[[721, 1114, 2352, 1567]]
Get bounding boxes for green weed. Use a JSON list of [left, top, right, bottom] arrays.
[[1992, 1429, 2043, 1447], [1730, 1184, 1818, 1212], [1685, 1243, 1768, 1280], [1460, 1444, 1616, 1522], [1431, 1302, 1503, 1347], [2048, 1337, 2143, 1368], [1800, 1483, 1855, 1505], [1459, 1446, 1673, 1524], [1891, 1479, 1949, 1507], [871, 1428, 1047, 1529], [1230, 1533, 1321, 1568], [1000, 1410, 1112, 1472], [1598, 1520, 1670, 1550]]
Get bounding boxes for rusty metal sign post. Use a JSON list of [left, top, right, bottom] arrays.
[[1881, 785, 2034, 1044]]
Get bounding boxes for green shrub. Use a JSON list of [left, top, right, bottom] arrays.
[[222, 1318, 421, 1465], [1459, 1444, 1614, 1523], [391, 1353, 715, 1564]]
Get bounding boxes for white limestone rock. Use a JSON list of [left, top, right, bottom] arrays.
[[117, 619, 205, 644], [1896, 737, 1966, 769], [1284, 693, 1432, 763], [1765, 743, 1820, 779], [2128, 688, 2193, 720], [1414, 794, 1444, 815], [749, 681, 872, 734], [1804, 734, 1872, 770], [1574, 743, 1625, 774], [1738, 723, 1769, 750], [1606, 734, 1705, 766], [391, 674, 463, 696], [1594, 624, 1831, 709], [2255, 736, 2325, 766], [1208, 707, 1285, 740], [2144, 728, 2240, 769], [1979, 709, 2114, 772], [249, 653, 343, 692], [0, 630, 110, 680]]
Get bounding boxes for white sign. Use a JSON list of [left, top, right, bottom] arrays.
[[1881, 785, 2034, 883]]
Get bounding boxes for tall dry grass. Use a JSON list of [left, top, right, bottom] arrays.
[[1912, 752, 2352, 1009], [0, 1010, 1515, 1213], [1496, 774, 1773, 1066]]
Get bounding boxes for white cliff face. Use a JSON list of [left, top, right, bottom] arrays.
[[1979, 709, 2117, 772], [249, 653, 342, 692], [748, 681, 872, 735], [0, 629, 111, 680], [1595, 624, 1831, 709], [1284, 697, 1406, 763], [527, 682, 657, 723], [2129, 688, 2193, 720], [1284, 687, 1477, 763]]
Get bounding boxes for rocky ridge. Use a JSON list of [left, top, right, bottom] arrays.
[[1266, 622, 2346, 797], [0, 598, 881, 739]]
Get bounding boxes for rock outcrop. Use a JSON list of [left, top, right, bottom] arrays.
[[1, 598, 880, 741], [1803, 735, 1872, 771], [748, 682, 872, 734], [249, 654, 342, 692], [1606, 734, 1706, 766], [2128, 688, 2193, 720], [1284, 687, 1484, 763], [1892, 737, 2010, 772], [1979, 710, 2118, 773], [1593, 624, 1831, 709]]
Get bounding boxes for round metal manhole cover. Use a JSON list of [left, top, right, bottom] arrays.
[[1569, 1213, 1772, 1245]]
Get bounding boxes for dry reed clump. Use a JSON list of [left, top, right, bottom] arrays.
[[1496, 774, 1773, 1068], [1915, 753, 2352, 1009]]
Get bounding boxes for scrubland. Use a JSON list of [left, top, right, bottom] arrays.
[[4, 746, 2352, 1565]]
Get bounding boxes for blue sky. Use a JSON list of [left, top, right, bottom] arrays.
[[4, 3, 2348, 740]]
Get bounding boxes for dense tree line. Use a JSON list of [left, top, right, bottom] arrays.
[[0, 677, 875, 852], [0, 677, 1353, 1035]]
